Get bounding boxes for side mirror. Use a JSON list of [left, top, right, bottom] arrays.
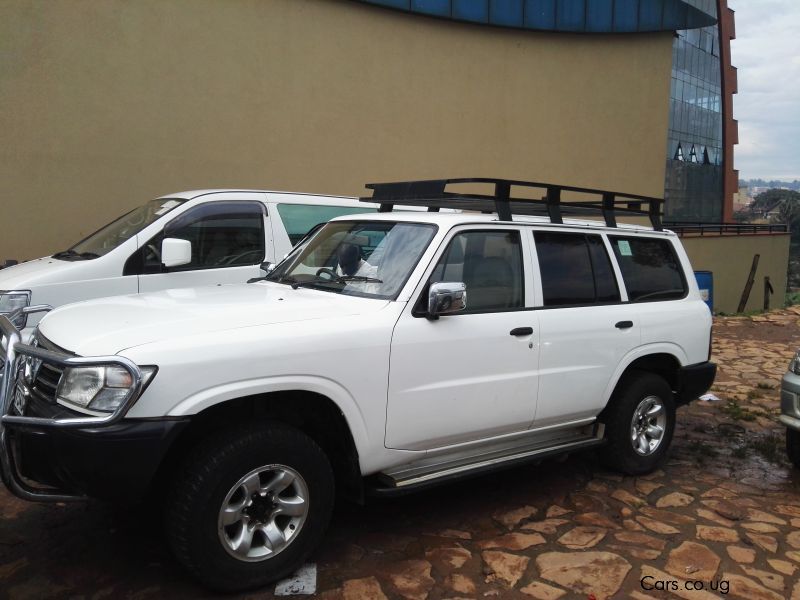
[[161, 238, 192, 268], [260, 261, 275, 274], [427, 282, 467, 320]]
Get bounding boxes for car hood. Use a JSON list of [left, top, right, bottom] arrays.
[[0, 256, 84, 289], [37, 282, 390, 356]]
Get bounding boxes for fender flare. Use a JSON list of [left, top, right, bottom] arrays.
[[166, 375, 371, 455], [601, 343, 687, 405]]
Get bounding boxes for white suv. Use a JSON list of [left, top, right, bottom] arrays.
[[0, 178, 715, 592]]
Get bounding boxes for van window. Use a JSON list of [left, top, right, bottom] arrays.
[[164, 202, 266, 270], [534, 232, 620, 306], [609, 236, 687, 302], [66, 198, 186, 259], [124, 201, 266, 275], [277, 204, 376, 245]]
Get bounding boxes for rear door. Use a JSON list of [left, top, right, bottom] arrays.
[[531, 230, 641, 427], [386, 227, 539, 451]]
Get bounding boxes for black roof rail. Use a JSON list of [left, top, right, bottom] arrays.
[[360, 177, 664, 231]]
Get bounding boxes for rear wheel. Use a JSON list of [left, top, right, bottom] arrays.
[[787, 428, 800, 469], [601, 371, 675, 475], [164, 422, 334, 592]]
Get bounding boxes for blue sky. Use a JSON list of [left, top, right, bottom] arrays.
[[728, 0, 800, 181]]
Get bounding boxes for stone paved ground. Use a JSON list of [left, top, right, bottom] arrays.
[[2, 311, 800, 599]]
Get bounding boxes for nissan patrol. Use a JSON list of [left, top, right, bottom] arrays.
[[0, 178, 715, 591]]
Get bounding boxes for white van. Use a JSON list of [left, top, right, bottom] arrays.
[[0, 189, 377, 337]]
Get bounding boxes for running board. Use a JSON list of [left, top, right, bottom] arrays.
[[368, 424, 605, 496]]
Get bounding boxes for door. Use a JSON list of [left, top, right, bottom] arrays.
[[531, 231, 641, 427], [385, 229, 539, 451], [135, 201, 267, 293]]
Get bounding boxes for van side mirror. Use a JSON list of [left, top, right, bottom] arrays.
[[427, 282, 467, 320], [161, 238, 192, 268]]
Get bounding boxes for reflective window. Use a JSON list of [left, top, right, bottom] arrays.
[[664, 0, 723, 222]]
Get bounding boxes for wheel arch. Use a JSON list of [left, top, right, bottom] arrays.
[[600, 345, 686, 416], [153, 390, 364, 503]]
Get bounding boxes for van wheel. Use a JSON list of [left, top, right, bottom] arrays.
[[601, 371, 675, 475], [787, 429, 800, 469], [164, 422, 334, 592]]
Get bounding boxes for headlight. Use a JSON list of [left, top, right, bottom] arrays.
[[56, 365, 157, 413], [791, 351, 800, 376], [0, 291, 31, 329]]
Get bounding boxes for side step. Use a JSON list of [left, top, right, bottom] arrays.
[[368, 424, 605, 497]]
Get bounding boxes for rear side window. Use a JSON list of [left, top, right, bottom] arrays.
[[534, 232, 620, 307], [277, 204, 376, 245], [609, 236, 687, 302]]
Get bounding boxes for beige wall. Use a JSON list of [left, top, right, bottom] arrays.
[[681, 234, 790, 314], [0, 0, 674, 260]]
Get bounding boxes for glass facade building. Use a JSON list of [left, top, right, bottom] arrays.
[[664, 0, 724, 222]]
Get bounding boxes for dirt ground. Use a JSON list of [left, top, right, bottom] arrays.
[[1, 310, 800, 599]]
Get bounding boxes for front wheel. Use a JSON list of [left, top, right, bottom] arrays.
[[600, 371, 675, 475], [787, 428, 800, 469], [164, 422, 334, 592]]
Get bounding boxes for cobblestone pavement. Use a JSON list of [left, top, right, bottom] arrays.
[[2, 311, 800, 599]]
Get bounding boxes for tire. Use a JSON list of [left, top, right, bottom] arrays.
[[787, 428, 800, 469], [164, 422, 335, 592], [600, 371, 675, 475]]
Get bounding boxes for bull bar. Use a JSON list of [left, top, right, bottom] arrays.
[[0, 306, 144, 502]]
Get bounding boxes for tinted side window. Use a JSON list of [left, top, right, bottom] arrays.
[[430, 230, 524, 313], [609, 236, 687, 302], [534, 232, 620, 306], [587, 235, 621, 302], [277, 204, 376, 245], [163, 202, 265, 271]]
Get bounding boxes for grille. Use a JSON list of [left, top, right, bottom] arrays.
[[29, 333, 71, 405]]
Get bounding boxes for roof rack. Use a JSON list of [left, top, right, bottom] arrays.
[[360, 177, 664, 231]]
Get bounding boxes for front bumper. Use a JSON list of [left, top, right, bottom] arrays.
[[0, 308, 162, 502], [675, 361, 717, 406], [13, 407, 189, 502]]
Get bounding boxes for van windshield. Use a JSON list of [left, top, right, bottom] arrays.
[[55, 199, 186, 260]]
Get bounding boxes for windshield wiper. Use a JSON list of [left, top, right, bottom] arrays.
[[336, 275, 383, 283], [52, 249, 79, 259], [249, 273, 296, 285], [52, 249, 100, 260], [290, 274, 383, 289]]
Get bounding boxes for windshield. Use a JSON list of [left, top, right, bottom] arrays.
[[266, 220, 437, 299], [59, 198, 186, 259]]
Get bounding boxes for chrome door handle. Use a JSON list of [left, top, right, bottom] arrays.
[[509, 327, 533, 336]]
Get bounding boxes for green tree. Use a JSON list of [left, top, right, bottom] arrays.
[[745, 188, 800, 240]]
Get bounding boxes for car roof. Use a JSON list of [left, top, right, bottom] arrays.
[[158, 189, 359, 202], [328, 210, 674, 236]]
